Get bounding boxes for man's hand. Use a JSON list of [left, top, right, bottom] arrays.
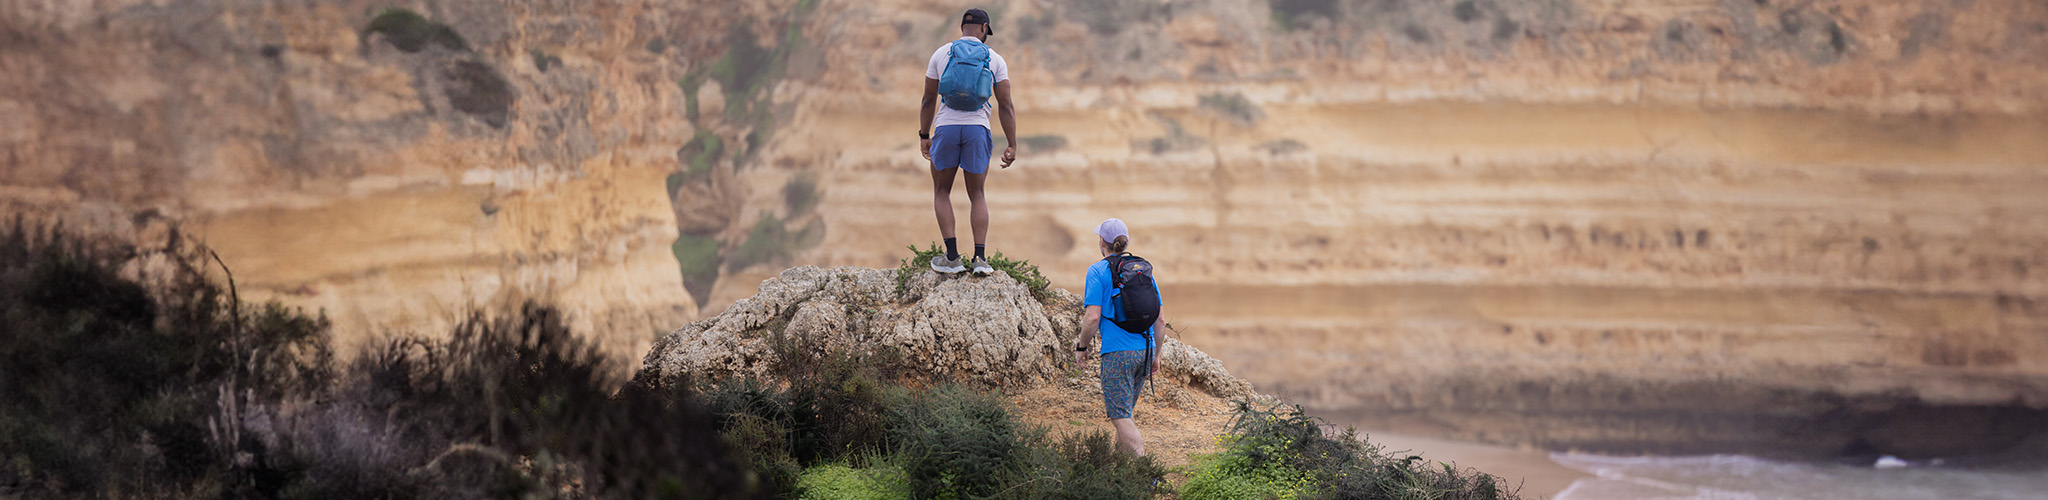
[[1148, 357, 1159, 377], [1000, 146, 1016, 168], [1072, 350, 1088, 368], [920, 138, 933, 161]]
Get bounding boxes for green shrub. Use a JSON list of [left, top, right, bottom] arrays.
[[796, 463, 912, 500], [895, 243, 947, 297], [1198, 92, 1264, 127], [890, 384, 1027, 499], [1067, 0, 1167, 35], [988, 251, 1052, 302], [672, 233, 721, 307], [1183, 450, 1315, 500], [698, 344, 910, 494], [680, 130, 725, 176], [784, 175, 821, 215], [895, 244, 1053, 303], [1004, 430, 1166, 500], [1022, 134, 1069, 154], [1185, 401, 1520, 500], [1133, 116, 1207, 155], [363, 8, 468, 52], [1271, 0, 1342, 31]]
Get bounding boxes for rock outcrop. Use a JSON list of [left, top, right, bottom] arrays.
[[638, 266, 1255, 401]]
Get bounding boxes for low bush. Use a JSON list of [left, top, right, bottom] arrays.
[[1022, 134, 1069, 153], [1004, 430, 1168, 499], [796, 463, 912, 500], [988, 250, 1053, 302], [0, 220, 333, 496], [0, 219, 766, 499], [698, 347, 907, 493], [891, 384, 1027, 498], [1198, 92, 1264, 127], [1261, 139, 1311, 156], [896, 243, 1054, 302], [784, 174, 821, 215], [363, 8, 469, 53], [1183, 401, 1519, 500]]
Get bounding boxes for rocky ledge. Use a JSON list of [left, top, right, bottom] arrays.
[[637, 266, 1255, 401]]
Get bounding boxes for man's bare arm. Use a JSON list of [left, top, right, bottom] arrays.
[[1079, 306, 1101, 351], [920, 77, 939, 160], [994, 80, 1017, 167]]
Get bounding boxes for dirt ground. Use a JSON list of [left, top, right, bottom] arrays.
[[1008, 369, 1248, 492]]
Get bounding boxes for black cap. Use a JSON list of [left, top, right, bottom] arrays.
[[963, 8, 993, 36]]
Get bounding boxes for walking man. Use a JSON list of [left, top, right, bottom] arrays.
[[920, 8, 1016, 276], [1073, 218, 1166, 457]]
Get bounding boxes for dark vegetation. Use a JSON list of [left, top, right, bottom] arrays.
[[671, 234, 721, 308], [1197, 92, 1264, 127], [359, 9, 511, 128], [1184, 402, 1521, 500], [0, 219, 755, 498], [782, 175, 820, 216], [1260, 139, 1311, 156], [0, 221, 1155, 498], [1132, 115, 1207, 155], [363, 8, 469, 53], [1270, 0, 1342, 31], [529, 48, 562, 73], [443, 60, 514, 128], [1068, 0, 1170, 35], [698, 342, 1165, 499], [1021, 134, 1070, 154]]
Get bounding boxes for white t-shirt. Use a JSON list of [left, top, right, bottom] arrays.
[[926, 36, 1009, 130]]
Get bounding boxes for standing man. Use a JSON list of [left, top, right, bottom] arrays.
[[920, 8, 1016, 276]]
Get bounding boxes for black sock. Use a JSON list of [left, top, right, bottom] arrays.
[[944, 238, 959, 260], [974, 244, 986, 260]]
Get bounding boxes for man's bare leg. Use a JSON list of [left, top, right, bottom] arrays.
[[932, 166, 958, 241], [965, 171, 988, 248], [1112, 418, 1145, 457]]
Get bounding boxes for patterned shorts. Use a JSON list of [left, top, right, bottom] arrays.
[[1100, 350, 1148, 420]]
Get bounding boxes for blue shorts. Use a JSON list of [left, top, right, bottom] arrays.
[[1100, 350, 1148, 420], [929, 124, 991, 175]]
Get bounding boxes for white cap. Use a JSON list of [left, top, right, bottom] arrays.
[[1094, 218, 1129, 244]]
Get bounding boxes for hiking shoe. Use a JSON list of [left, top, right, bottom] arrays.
[[970, 256, 994, 276], [930, 254, 966, 274]]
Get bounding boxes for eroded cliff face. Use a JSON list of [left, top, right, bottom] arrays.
[[5, 0, 2046, 457]]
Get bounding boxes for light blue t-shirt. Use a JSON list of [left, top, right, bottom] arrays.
[[1083, 258, 1159, 354]]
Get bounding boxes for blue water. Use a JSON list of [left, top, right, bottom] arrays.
[[1550, 453, 2048, 500]]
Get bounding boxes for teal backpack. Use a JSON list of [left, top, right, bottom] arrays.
[[937, 39, 995, 112]]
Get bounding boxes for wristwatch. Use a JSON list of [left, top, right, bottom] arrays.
[[918, 131, 930, 140], [1075, 344, 1088, 352]]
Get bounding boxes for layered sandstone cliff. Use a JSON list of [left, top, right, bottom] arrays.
[[5, 0, 2046, 457]]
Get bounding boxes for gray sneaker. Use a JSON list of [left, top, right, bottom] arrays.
[[970, 256, 994, 276], [930, 254, 966, 274]]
